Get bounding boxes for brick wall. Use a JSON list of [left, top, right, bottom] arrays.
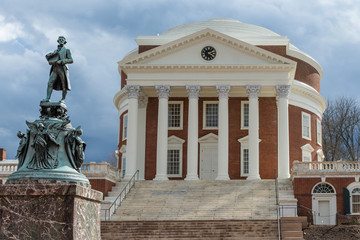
[[259, 98, 278, 179], [144, 97, 280, 180], [257, 45, 321, 92], [118, 111, 128, 169], [0, 148, 6, 160], [289, 105, 322, 168], [293, 177, 356, 217], [89, 179, 116, 199]]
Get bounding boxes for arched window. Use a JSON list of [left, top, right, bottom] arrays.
[[312, 183, 335, 194], [352, 188, 360, 213]]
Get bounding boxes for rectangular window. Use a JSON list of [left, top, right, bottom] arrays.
[[167, 149, 181, 177], [303, 151, 311, 162], [317, 119, 322, 145], [241, 101, 249, 129], [122, 156, 126, 177], [122, 113, 128, 140], [168, 101, 183, 129], [242, 148, 249, 175], [203, 101, 218, 129], [302, 112, 311, 140], [352, 195, 360, 213]]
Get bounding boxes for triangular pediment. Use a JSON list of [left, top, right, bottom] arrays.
[[198, 133, 218, 143], [168, 135, 185, 144], [119, 28, 296, 67]]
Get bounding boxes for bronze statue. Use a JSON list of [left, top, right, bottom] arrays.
[[43, 36, 73, 103], [15, 131, 29, 168], [65, 126, 86, 172]]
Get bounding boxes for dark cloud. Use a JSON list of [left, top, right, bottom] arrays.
[[1, 0, 360, 161]]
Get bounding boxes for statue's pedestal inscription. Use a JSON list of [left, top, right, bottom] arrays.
[[0, 180, 102, 240]]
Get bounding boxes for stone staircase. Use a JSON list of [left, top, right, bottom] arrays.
[[101, 220, 279, 240], [100, 180, 293, 239], [278, 179, 298, 217], [101, 181, 129, 219], [110, 180, 278, 221]]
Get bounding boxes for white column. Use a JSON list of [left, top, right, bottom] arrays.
[[246, 85, 261, 180], [185, 85, 200, 180], [137, 95, 148, 180], [124, 85, 141, 179], [216, 85, 231, 180], [276, 85, 291, 179], [154, 85, 171, 180]]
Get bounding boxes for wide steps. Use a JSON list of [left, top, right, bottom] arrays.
[[101, 220, 279, 239], [111, 180, 278, 221]]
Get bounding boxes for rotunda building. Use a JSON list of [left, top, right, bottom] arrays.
[[114, 18, 326, 181]]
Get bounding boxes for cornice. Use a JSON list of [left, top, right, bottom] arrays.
[[119, 29, 297, 67], [289, 80, 327, 117], [121, 64, 295, 72]]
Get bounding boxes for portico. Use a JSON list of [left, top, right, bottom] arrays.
[[120, 81, 293, 180]]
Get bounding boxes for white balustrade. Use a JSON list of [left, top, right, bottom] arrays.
[[292, 161, 360, 177], [0, 162, 18, 173], [80, 162, 122, 181]]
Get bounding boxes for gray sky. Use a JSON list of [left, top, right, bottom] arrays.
[[1, 0, 360, 162]]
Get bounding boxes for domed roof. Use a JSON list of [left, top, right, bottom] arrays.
[[161, 18, 280, 39]]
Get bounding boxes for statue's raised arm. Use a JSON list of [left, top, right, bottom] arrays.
[[43, 36, 73, 103]]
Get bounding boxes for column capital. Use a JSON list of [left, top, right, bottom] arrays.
[[126, 85, 141, 99], [186, 85, 201, 99], [138, 95, 148, 108], [155, 85, 171, 99], [246, 85, 261, 98], [276, 85, 291, 98], [216, 85, 231, 99]]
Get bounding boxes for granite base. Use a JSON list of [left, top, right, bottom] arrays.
[[0, 180, 103, 240]]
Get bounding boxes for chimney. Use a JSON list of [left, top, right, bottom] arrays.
[[0, 148, 6, 160]]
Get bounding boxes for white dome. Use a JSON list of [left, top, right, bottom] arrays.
[[161, 18, 280, 39]]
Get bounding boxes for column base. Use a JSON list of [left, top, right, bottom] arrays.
[[278, 173, 290, 179], [154, 174, 169, 181], [247, 175, 261, 180], [215, 175, 230, 180], [185, 174, 199, 180]]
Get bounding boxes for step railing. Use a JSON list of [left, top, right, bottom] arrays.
[[101, 170, 139, 221]]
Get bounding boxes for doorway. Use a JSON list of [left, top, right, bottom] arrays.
[[200, 143, 218, 180]]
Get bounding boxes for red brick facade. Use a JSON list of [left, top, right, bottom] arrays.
[[293, 177, 356, 218], [138, 97, 290, 180], [89, 179, 116, 199], [289, 105, 322, 169]]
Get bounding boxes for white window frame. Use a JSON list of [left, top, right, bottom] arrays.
[[203, 101, 219, 130], [238, 136, 261, 177], [302, 112, 311, 140], [347, 183, 360, 215], [119, 145, 127, 178], [301, 143, 314, 162], [167, 136, 185, 178], [317, 119, 322, 146], [122, 113, 128, 141], [241, 101, 249, 130], [168, 101, 183, 130]]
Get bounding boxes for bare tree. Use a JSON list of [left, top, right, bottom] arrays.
[[322, 97, 360, 161]]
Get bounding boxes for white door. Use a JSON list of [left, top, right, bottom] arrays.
[[318, 200, 330, 225], [200, 145, 218, 180]]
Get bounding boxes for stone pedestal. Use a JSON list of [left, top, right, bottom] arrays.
[[0, 180, 103, 240]]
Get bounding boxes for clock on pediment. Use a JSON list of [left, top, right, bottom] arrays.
[[201, 46, 216, 61]]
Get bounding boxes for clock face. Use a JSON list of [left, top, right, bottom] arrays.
[[201, 46, 216, 61]]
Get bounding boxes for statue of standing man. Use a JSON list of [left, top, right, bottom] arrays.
[[43, 36, 73, 103]]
